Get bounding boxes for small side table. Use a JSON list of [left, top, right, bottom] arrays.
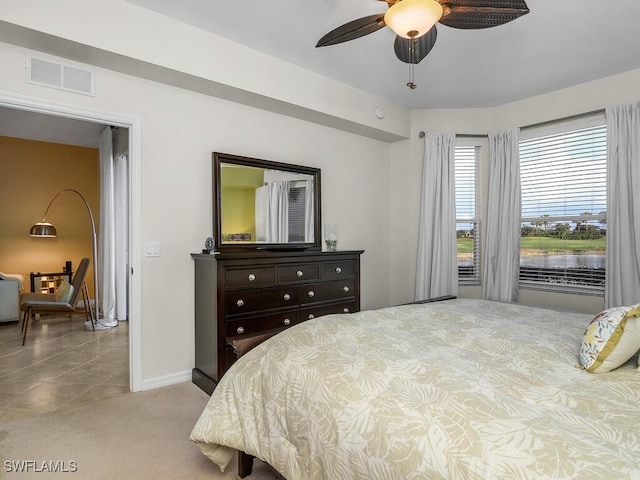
[[30, 271, 73, 294]]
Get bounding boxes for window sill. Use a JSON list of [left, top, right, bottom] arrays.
[[519, 282, 604, 297]]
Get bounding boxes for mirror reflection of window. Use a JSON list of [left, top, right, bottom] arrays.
[[255, 170, 314, 243], [255, 181, 289, 242], [288, 185, 306, 242]]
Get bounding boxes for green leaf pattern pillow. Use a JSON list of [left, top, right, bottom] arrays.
[[579, 304, 640, 373]]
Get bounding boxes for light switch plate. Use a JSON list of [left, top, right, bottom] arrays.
[[145, 241, 160, 257]]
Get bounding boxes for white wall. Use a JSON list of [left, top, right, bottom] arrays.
[[0, 0, 409, 142], [402, 69, 640, 314], [0, 40, 393, 388]]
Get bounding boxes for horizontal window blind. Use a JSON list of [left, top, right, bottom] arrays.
[[519, 119, 606, 294], [455, 145, 480, 284], [288, 186, 306, 242]]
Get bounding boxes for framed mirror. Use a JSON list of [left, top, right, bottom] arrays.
[[212, 152, 322, 252]]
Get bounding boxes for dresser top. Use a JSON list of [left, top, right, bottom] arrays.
[[192, 250, 364, 262]]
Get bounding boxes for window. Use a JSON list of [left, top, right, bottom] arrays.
[[455, 145, 480, 284], [519, 116, 607, 294], [287, 185, 307, 242]]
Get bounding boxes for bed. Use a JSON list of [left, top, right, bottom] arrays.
[[190, 298, 640, 479]]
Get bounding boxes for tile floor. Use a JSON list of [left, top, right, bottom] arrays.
[[0, 313, 129, 423]]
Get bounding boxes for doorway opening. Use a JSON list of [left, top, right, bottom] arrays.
[[0, 94, 142, 392]]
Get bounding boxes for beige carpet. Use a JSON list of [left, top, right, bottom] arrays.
[[0, 381, 283, 480]]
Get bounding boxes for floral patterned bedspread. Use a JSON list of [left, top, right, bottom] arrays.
[[190, 298, 640, 479]]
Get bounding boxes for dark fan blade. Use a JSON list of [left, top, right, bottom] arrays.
[[439, 0, 529, 29], [316, 14, 386, 47], [394, 26, 437, 65]]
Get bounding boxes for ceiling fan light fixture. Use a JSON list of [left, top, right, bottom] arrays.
[[384, 0, 443, 39]]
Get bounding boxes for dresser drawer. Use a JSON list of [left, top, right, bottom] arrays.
[[320, 261, 356, 279], [226, 286, 299, 314], [278, 263, 320, 283], [301, 301, 358, 321], [225, 266, 275, 288], [301, 279, 356, 304], [227, 310, 300, 337]]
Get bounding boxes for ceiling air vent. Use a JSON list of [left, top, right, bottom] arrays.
[[26, 55, 96, 97]]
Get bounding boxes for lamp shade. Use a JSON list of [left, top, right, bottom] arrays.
[[384, 0, 443, 39], [30, 222, 57, 237]]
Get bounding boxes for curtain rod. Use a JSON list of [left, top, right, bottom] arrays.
[[520, 108, 605, 131], [418, 131, 488, 138], [418, 108, 606, 138]]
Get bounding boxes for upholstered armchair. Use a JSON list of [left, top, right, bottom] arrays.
[[0, 272, 24, 323]]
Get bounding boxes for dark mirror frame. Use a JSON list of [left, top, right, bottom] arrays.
[[212, 152, 322, 252]]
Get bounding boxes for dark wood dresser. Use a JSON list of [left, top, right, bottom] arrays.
[[191, 249, 363, 394]]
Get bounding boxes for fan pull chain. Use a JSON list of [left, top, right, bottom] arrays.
[[408, 64, 416, 89], [407, 33, 417, 89]]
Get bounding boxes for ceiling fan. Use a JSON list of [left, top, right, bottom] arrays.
[[316, 0, 530, 89]]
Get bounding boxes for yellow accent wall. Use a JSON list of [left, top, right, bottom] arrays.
[[220, 165, 263, 241], [0, 136, 99, 295]]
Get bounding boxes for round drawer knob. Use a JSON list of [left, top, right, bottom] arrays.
[[308, 313, 315, 320], [296, 270, 303, 277], [343, 307, 350, 313], [283, 318, 291, 326], [308, 290, 315, 297], [248, 273, 256, 282], [237, 326, 245, 334], [236, 299, 244, 307], [343, 286, 350, 293], [335, 267, 342, 274], [283, 293, 291, 301]]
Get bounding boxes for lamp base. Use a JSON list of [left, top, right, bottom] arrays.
[[84, 319, 118, 331]]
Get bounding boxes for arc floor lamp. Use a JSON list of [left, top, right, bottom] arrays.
[[30, 188, 114, 330]]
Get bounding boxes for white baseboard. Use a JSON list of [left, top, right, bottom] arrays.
[[139, 370, 192, 391]]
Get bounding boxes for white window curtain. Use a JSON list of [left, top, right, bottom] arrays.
[[113, 152, 129, 321], [98, 126, 128, 326], [264, 181, 290, 243], [98, 127, 118, 328], [415, 132, 458, 300], [605, 102, 640, 308], [304, 179, 314, 242], [482, 129, 521, 302]]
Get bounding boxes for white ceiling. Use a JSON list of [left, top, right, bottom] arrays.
[[0, 107, 106, 148], [2, 1, 639, 145], [126, 0, 640, 109]]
